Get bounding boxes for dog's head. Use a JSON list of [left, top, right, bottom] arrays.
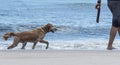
[[3, 32, 14, 40], [44, 23, 57, 33]]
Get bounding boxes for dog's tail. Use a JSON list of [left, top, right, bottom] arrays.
[[3, 32, 16, 40]]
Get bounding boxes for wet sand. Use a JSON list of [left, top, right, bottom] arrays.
[[0, 50, 120, 65]]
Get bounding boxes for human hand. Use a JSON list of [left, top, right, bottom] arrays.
[[95, 3, 101, 9]]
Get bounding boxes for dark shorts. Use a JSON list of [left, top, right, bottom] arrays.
[[108, 1, 120, 27]]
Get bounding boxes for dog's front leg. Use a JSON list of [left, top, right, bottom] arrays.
[[39, 40, 49, 49]]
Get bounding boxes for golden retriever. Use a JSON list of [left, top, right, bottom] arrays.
[[3, 23, 57, 49]]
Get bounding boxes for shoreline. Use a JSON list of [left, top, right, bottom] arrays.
[[0, 50, 120, 65]]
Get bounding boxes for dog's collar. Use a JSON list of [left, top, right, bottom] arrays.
[[40, 27, 47, 34]]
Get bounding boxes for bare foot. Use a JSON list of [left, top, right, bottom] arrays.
[[107, 47, 116, 50]]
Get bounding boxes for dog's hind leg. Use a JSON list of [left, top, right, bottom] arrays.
[[21, 42, 27, 49], [8, 37, 20, 49], [32, 42, 37, 49]]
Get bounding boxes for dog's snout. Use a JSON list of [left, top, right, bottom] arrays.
[[55, 28, 57, 31]]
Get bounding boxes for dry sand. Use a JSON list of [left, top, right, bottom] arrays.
[[0, 50, 120, 65]]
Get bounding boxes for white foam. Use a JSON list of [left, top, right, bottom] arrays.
[[1, 38, 120, 50]]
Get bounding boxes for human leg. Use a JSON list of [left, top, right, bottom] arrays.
[[107, 1, 120, 50], [107, 26, 118, 50]]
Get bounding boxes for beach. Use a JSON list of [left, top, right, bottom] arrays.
[[0, 0, 120, 65], [0, 50, 120, 65], [0, 0, 118, 50]]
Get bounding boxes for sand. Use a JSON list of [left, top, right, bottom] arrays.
[[0, 50, 120, 65]]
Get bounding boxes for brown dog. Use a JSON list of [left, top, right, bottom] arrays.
[[3, 23, 57, 49]]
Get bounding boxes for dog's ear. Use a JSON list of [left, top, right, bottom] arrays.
[[46, 23, 52, 27], [45, 23, 52, 32], [46, 23, 53, 28]]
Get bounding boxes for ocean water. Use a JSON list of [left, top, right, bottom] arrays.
[[0, 0, 120, 50]]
